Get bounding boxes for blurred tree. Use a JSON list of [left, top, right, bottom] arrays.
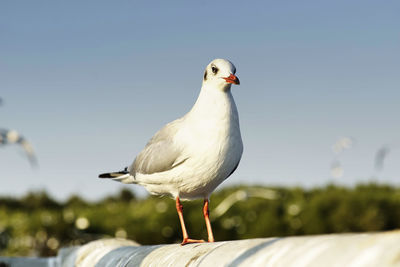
[[1, 184, 400, 257]]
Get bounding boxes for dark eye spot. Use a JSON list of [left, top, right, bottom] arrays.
[[203, 70, 207, 80], [211, 66, 219, 74]]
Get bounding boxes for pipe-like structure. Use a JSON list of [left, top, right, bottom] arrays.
[[1, 231, 400, 266]]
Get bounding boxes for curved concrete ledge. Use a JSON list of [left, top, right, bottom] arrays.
[[1, 231, 400, 267]]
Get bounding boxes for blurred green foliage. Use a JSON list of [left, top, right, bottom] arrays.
[[0, 183, 399, 257]]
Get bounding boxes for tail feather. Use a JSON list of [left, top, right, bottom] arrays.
[[98, 168, 135, 184], [99, 166, 128, 178], [99, 171, 129, 178]]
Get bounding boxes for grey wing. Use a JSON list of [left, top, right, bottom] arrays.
[[129, 120, 188, 176], [226, 160, 240, 178]]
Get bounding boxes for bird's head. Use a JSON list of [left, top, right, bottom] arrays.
[[202, 59, 240, 91]]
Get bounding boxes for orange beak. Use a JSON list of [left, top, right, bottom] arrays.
[[223, 74, 240, 85]]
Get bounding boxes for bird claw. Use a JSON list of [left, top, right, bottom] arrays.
[[181, 238, 206, 246]]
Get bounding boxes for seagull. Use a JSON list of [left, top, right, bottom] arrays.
[[0, 128, 38, 167], [99, 59, 243, 245]]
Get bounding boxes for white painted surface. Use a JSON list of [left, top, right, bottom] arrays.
[[1, 231, 400, 267]]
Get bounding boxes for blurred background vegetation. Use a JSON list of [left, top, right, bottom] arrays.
[[1, 183, 399, 257]]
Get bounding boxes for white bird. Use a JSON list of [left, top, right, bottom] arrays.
[[0, 128, 38, 167], [99, 59, 243, 245]]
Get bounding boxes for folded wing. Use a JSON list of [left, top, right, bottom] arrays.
[[130, 119, 188, 176]]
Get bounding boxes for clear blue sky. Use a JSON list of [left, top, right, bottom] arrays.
[[1, 0, 399, 200]]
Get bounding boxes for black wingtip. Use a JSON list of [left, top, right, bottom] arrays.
[[99, 168, 129, 179], [99, 173, 112, 178]]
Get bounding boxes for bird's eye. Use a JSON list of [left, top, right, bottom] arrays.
[[211, 66, 219, 74]]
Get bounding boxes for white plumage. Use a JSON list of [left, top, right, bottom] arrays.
[[99, 58, 242, 244]]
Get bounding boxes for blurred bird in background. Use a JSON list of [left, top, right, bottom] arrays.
[[375, 145, 390, 172], [0, 98, 38, 167], [330, 137, 355, 179]]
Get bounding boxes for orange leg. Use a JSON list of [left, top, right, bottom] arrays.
[[203, 198, 215, 242], [175, 197, 205, 245]]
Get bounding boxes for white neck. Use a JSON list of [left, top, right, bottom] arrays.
[[187, 84, 239, 123]]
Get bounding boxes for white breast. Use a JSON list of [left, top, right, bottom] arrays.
[[173, 87, 243, 198], [135, 86, 243, 200]]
